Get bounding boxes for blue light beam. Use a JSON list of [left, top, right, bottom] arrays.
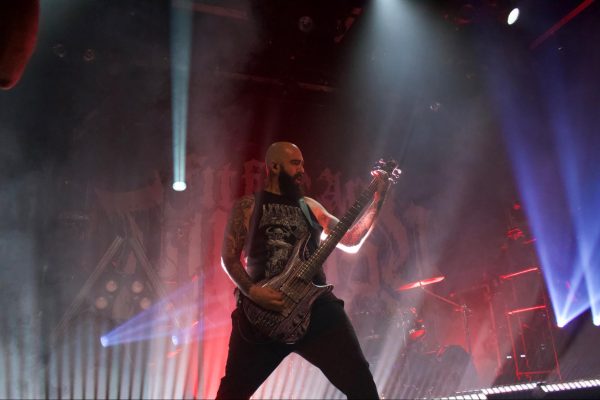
[[171, 3, 193, 191], [100, 275, 230, 347], [483, 46, 595, 327], [535, 55, 600, 327]]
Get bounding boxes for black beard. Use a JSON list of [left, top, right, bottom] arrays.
[[278, 170, 304, 201]]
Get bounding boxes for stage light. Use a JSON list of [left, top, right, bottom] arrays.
[[131, 280, 144, 294], [100, 335, 109, 347], [82, 48, 95, 62], [139, 297, 152, 310], [482, 383, 538, 395], [95, 296, 109, 310], [298, 16, 315, 33], [170, 4, 192, 199], [540, 379, 600, 393], [507, 8, 519, 25], [429, 101, 441, 112], [488, 28, 599, 333], [453, 379, 600, 399], [172, 181, 187, 191], [52, 43, 66, 58], [99, 279, 201, 347], [105, 279, 118, 293]]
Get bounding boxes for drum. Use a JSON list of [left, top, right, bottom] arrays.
[[390, 306, 427, 347]]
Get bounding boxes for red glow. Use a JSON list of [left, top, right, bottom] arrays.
[[500, 266, 539, 280], [166, 349, 183, 359], [397, 275, 445, 291], [507, 305, 546, 315], [0, 1, 39, 90], [530, 0, 595, 49], [409, 328, 426, 341], [518, 370, 558, 376], [506, 227, 524, 240]]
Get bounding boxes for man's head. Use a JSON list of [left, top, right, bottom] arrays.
[[265, 142, 305, 200]]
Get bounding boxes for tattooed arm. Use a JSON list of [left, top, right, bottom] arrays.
[[221, 195, 255, 295], [305, 171, 391, 251], [221, 195, 284, 311]]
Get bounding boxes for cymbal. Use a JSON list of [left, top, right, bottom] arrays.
[[397, 275, 445, 292]]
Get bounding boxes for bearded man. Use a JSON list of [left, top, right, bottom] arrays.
[[217, 142, 390, 399]]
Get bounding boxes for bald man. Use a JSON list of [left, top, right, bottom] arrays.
[[217, 142, 390, 399]]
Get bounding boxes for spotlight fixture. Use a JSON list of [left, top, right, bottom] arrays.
[[105, 279, 118, 293], [172, 181, 187, 191], [95, 296, 109, 310], [443, 379, 600, 399], [82, 48, 96, 62], [429, 101, 441, 112], [52, 43, 66, 58], [481, 382, 538, 395], [298, 15, 315, 33], [507, 7, 519, 25], [139, 297, 152, 310], [131, 280, 144, 294], [100, 336, 109, 347]]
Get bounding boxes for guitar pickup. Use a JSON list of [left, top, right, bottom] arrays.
[[280, 284, 304, 303]]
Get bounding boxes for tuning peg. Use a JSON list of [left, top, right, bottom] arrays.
[[370, 159, 402, 183], [372, 159, 386, 170], [389, 167, 402, 184], [372, 159, 395, 171]]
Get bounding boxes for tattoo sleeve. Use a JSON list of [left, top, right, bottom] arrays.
[[340, 193, 387, 247], [221, 195, 255, 296]]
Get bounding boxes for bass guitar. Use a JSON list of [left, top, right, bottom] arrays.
[[240, 160, 401, 343]]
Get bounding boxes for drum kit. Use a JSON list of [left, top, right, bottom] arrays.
[[351, 271, 474, 361], [350, 274, 477, 398], [351, 273, 446, 354]]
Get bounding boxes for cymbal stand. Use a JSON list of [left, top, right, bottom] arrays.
[[421, 286, 473, 356]]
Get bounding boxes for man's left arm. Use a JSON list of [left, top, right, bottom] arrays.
[[339, 188, 387, 248], [306, 171, 391, 250]]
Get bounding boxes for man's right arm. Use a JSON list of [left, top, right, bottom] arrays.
[[221, 195, 255, 296], [221, 195, 284, 311]]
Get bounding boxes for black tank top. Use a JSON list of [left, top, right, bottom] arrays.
[[245, 191, 326, 285]]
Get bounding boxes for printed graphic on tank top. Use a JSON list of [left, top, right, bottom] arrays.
[[246, 191, 325, 284]]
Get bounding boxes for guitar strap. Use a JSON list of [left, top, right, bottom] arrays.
[[298, 197, 321, 231]]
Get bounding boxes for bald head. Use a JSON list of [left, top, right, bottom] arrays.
[[265, 142, 302, 175], [264, 141, 305, 197]]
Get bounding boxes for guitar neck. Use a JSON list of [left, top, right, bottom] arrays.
[[298, 177, 379, 281]]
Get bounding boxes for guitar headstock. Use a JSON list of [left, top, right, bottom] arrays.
[[371, 159, 402, 184]]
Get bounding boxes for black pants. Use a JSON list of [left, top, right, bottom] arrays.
[[216, 299, 379, 399]]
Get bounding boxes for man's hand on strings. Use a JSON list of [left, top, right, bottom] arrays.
[[248, 285, 285, 312]]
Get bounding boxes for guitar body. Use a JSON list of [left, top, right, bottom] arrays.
[[240, 234, 333, 344]]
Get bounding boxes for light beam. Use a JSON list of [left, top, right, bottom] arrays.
[[170, 3, 193, 191]]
